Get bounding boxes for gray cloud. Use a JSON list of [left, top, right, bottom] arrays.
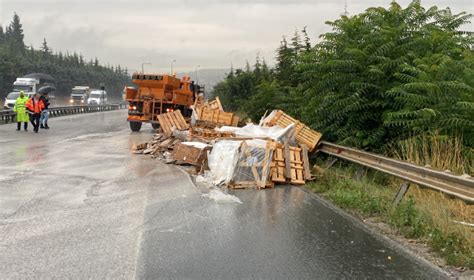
[[1, 0, 472, 72]]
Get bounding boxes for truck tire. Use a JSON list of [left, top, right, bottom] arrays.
[[129, 121, 142, 132], [151, 123, 160, 130]]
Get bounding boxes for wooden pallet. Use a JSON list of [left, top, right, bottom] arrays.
[[206, 96, 224, 111], [288, 145, 305, 185], [265, 110, 322, 151], [229, 181, 274, 189], [157, 110, 189, 136], [197, 107, 239, 127], [270, 142, 312, 185], [270, 146, 286, 183], [188, 127, 235, 140]]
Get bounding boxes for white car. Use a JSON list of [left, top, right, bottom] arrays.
[[3, 92, 34, 109], [87, 90, 107, 105]]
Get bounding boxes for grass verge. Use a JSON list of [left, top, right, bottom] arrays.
[[308, 163, 473, 270]]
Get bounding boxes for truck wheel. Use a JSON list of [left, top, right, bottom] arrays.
[[152, 123, 160, 130], [129, 121, 142, 132]]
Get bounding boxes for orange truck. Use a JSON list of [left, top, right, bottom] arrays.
[[125, 73, 201, 132]]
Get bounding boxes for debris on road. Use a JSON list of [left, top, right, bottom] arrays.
[[133, 97, 323, 190]]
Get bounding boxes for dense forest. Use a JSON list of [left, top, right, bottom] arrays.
[[212, 1, 473, 155], [0, 13, 131, 102]]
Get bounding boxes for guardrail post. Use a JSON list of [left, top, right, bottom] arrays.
[[325, 157, 338, 169], [393, 182, 410, 205], [353, 167, 366, 181]]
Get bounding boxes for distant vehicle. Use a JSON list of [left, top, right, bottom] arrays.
[[87, 90, 107, 105], [70, 86, 91, 105], [3, 92, 35, 109], [13, 73, 56, 93]]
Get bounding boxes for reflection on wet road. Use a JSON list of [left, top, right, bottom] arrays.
[[0, 111, 447, 279]]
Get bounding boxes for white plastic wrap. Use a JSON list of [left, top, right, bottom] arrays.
[[181, 141, 210, 149], [207, 140, 242, 185], [259, 109, 278, 126], [220, 123, 295, 143], [214, 126, 240, 133]]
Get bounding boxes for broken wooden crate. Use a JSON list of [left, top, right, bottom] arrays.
[[229, 140, 275, 189], [263, 110, 322, 151], [157, 110, 189, 136], [172, 142, 210, 166]]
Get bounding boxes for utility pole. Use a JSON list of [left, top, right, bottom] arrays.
[[170, 59, 176, 75], [195, 65, 200, 85], [343, 0, 349, 16]]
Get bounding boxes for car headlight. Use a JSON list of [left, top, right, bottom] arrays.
[[81, 100, 84, 103], [70, 99, 73, 103]]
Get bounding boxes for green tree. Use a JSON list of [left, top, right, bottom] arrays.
[[299, 1, 473, 149], [41, 38, 51, 56], [0, 26, 5, 45], [6, 13, 25, 51]]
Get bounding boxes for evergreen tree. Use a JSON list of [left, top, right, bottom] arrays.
[[0, 12, 131, 103], [41, 38, 51, 55], [7, 13, 25, 51], [0, 26, 4, 44], [301, 26, 311, 51]]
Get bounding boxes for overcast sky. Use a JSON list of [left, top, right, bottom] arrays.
[[0, 0, 472, 73]]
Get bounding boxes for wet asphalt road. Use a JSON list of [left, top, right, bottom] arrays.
[[0, 110, 447, 279]]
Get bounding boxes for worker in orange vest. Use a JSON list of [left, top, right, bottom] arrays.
[[26, 93, 45, 133]]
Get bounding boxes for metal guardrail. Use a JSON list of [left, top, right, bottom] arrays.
[[318, 141, 474, 204], [0, 104, 127, 124]]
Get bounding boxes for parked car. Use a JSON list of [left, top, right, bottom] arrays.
[[3, 92, 35, 109], [87, 90, 107, 105]]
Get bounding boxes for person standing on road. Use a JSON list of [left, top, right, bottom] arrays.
[[13, 91, 29, 131], [26, 93, 45, 133], [40, 93, 50, 129]]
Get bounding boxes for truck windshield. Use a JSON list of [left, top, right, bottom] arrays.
[[71, 90, 85, 95], [13, 85, 32, 92]]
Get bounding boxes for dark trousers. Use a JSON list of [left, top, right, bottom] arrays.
[[30, 113, 41, 132], [17, 122, 28, 130]]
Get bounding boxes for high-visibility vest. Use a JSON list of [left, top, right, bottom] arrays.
[[26, 98, 45, 114]]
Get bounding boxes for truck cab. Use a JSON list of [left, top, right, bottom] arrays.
[[88, 90, 107, 105], [70, 86, 91, 105], [13, 78, 37, 93]]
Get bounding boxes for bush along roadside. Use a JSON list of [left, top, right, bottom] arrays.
[[307, 163, 474, 270]]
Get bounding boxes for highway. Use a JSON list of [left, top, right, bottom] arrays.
[[0, 110, 447, 279]]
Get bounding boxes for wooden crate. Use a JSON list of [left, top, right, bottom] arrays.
[[230, 141, 275, 189], [157, 110, 189, 136], [266, 110, 322, 151], [172, 143, 209, 166]]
